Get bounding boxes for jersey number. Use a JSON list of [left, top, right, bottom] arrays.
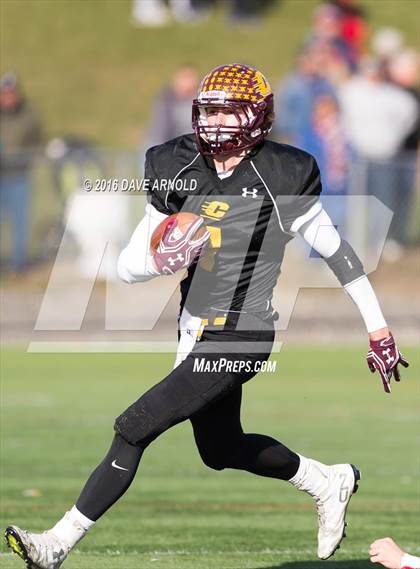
[[200, 226, 221, 271]]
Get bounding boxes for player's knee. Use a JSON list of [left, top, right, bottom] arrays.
[[198, 449, 229, 471], [113, 417, 152, 449], [201, 456, 227, 471]]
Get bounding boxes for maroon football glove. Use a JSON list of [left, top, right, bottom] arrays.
[[367, 334, 409, 393], [152, 217, 210, 275]]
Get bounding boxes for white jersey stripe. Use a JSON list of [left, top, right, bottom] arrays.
[[250, 160, 286, 234], [165, 152, 201, 209]]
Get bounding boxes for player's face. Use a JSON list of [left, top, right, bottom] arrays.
[[205, 106, 247, 127]]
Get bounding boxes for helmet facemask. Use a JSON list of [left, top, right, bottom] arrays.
[[192, 98, 272, 156]]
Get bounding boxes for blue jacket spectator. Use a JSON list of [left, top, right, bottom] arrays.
[[275, 46, 336, 144], [0, 72, 42, 271]]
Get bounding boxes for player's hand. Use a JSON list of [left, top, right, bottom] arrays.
[[369, 537, 405, 569], [152, 217, 210, 275], [366, 334, 409, 393]]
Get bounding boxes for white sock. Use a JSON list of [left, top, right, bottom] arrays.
[[288, 454, 311, 486], [50, 506, 95, 548], [288, 454, 330, 498]]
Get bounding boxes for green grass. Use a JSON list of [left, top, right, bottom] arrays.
[[1, 0, 418, 146], [1, 346, 419, 568]]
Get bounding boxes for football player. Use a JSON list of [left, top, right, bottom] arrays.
[[5, 64, 409, 569]]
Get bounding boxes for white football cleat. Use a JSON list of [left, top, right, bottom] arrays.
[[314, 463, 360, 559], [289, 457, 360, 559], [5, 525, 70, 569]]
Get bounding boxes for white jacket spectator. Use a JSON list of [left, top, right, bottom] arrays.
[[339, 63, 418, 160]]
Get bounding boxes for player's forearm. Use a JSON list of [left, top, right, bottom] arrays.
[[323, 240, 389, 336], [117, 204, 167, 284], [299, 209, 388, 337], [117, 248, 158, 283], [401, 553, 420, 569], [344, 276, 388, 335], [320, 235, 388, 337]]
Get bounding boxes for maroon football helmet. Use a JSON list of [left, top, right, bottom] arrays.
[[192, 63, 274, 156]]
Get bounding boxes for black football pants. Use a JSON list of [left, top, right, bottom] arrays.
[[76, 320, 300, 520]]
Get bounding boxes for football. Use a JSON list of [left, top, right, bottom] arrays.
[[150, 211, 207, 254]]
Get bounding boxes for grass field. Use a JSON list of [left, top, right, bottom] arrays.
[[1, 345, 419, 568]]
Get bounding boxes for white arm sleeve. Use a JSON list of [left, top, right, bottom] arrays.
[[401, 553, 420, 569], [298, 207, 341, 257], [117, 204, 168, 284], [299, 208, 387, 333], [290, 200, 323, 234], [344, 276, 388, 333]]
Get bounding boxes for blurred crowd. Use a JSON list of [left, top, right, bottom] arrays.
[[274, 1, 418, 259], [0, 0, 418, 276], [131, 0, 275, 26], [143, 0, 419, 261]]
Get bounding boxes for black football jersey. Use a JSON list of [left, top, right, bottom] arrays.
[[146, 134, 321, 316]]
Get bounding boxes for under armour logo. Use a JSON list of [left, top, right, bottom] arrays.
[[168, 254, 185, 266], [382, 348, 395, 365], [344, 255, 353, 269], [241, 187, 259, 198]]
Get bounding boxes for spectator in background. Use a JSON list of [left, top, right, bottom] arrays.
[[298, 94, 349, 232], [143, 64, 199, 148], [387, 49, 419, 247], [371, 27, 404, 79], [131, 0, 204, 27], [274, 44, 336, 144], [131, 0, 275, 27], [0, 72, 42, 272], [228, 0, 276, 25], [132, 0, 168, 27], [328, 0, 368, 64], [339, 57, 418, 257], [339, 57, 417, 160], [307, 3, 357, 70]]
